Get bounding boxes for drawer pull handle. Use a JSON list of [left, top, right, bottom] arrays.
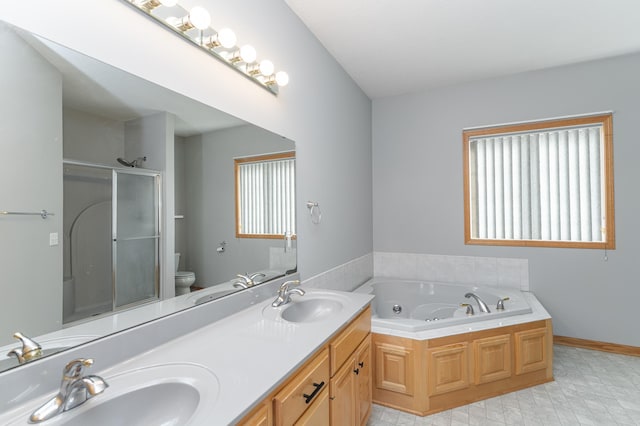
[[303, 381, 324, 404]]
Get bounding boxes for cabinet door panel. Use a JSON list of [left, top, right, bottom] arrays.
[[355, 336, 372, 425], [474, 334, 511, 384], [426, 343, 469, 396], [374, 342, 415, 396], [515, 327, 548, 375], [330, 357, 357, 425]]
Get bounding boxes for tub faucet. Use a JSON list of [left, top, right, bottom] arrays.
[[496, 297, 510, 310], [7, 332, 42, 364], [272, 280, 304, 307], [465, 293, 491, 313], [29, 358, 108, 423]]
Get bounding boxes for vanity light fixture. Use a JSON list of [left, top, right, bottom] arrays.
[[122, 0, 289, 95]]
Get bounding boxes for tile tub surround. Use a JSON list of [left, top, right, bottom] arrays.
[[367, 345, 640, 426], [374, 252, 529, 292], [0, 288, 374, 425], [303, 252, 374, 292]]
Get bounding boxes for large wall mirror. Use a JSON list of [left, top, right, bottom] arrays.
[[0, 20, 296, 373]]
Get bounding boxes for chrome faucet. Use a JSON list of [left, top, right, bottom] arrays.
[[7, 332, 42, 364], [464, 292, 491, 313], [496, 297, 510, 310], [272, 280, 304, 307], [29, 358, 109, 423], [232, 272, 266, 289], [460, 303, 475, 315]]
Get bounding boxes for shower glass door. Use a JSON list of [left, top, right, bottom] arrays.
[[112, 169, 160, 309]]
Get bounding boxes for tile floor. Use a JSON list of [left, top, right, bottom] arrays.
[[367, 345, 640, 425]]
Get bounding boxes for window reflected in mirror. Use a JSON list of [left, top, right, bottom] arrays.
[[235, 152, 296, 239]]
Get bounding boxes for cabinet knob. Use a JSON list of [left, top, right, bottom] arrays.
[[358, 361, 364, 368], [354, 368, 360, 375]]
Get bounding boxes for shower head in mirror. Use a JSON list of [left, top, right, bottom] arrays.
[[117, 156, 146, 168]]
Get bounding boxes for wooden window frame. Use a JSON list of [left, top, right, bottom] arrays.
[[462, 114, 615, 249], [235, 151, 296, 239]]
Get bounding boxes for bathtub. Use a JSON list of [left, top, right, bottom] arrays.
[[354, 278, 532, 333], [354, 278, 553, 415]]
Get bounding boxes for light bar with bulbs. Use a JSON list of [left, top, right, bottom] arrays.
[[121, 0, 289, 95]]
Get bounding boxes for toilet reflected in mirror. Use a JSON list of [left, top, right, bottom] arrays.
[[174, 253, 196, 295]]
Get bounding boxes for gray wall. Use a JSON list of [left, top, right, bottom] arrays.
[[0, 24, 63, 345], [2, 0, 373, 287], [183, 125, 294, 286], [373, 53, 640, 346]]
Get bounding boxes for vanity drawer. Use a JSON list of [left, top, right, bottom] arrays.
[[330, 307, 371, 375], [273, 348, 330, 426]]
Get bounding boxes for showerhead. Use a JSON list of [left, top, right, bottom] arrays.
[[117, 156, 146, 168], [117, 158, 135, 167]]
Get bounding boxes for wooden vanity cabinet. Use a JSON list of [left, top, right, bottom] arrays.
[[237, 307, 372, 426], [371, 318, 553, 416], [329, 336, 371, 425]]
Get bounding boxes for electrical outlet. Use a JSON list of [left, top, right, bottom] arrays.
[[49, 232, 59, 246]]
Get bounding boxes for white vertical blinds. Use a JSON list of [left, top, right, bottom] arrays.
[[469, 125, 605, 242], [238, 157, 296, 236]]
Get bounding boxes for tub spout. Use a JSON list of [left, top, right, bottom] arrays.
[[465, 293, 491, 313]]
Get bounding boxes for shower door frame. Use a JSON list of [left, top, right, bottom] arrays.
[[111, 168, 162, 312]]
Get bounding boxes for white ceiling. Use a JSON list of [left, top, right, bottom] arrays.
[[285, 0, 640, 99]]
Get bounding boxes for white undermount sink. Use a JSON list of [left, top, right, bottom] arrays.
[[1, 363, 219, 426], [262, 290, 348, 323], [281, 298, 344, 322]]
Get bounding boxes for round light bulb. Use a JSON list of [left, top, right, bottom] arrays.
[[239, 45, 257, 63], [275, 71, 289, 87], [159, 0, 177, 6], [217, 28, 237, 49], [189, 6, 211, 30], [259, 60, 274, 76]]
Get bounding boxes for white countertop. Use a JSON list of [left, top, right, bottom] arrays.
[[0, 289, 373, 425]]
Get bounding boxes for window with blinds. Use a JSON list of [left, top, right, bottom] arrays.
[[463, 114, 614, 249], [235, 152, 296, 239]]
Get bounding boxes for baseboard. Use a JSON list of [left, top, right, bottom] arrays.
[[554, 335, 640, 357]]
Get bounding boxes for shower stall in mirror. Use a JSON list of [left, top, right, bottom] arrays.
[[63, 162, 160, 324]]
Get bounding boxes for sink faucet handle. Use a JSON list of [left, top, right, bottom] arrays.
[[496, 297, 510, 310], [63, 358, 94, 380]]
